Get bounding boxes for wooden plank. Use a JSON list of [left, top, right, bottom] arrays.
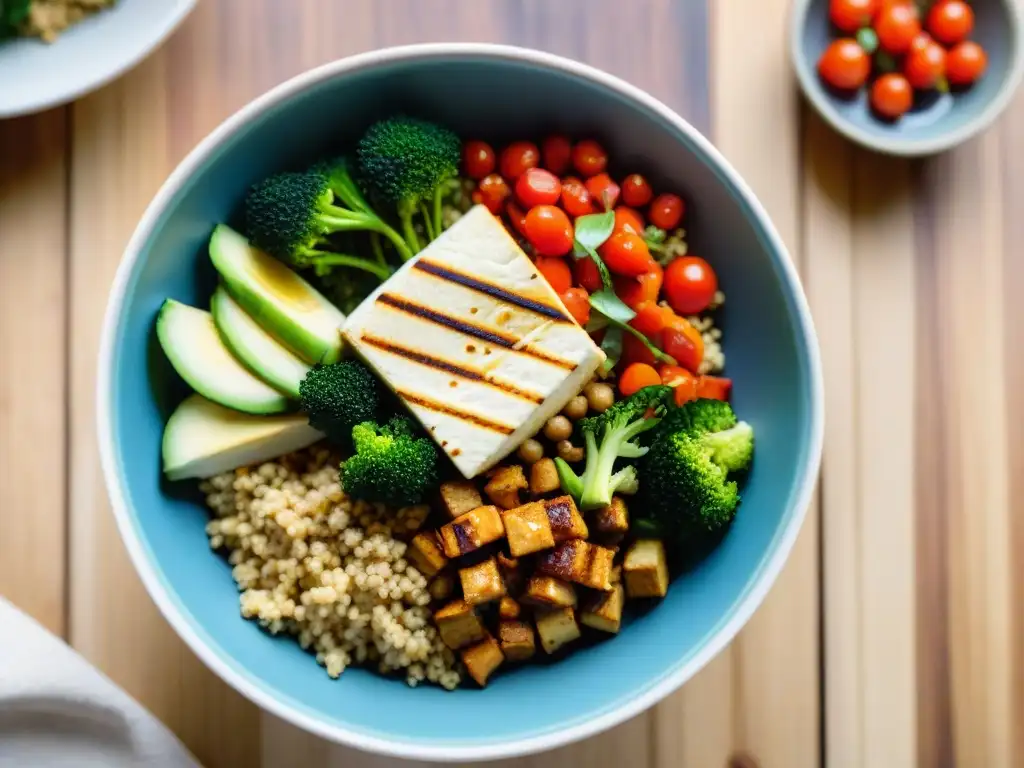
[[0, 109, 68, 638]]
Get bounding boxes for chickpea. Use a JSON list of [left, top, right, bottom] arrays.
[[584, 382, 615, 413], [556, 440, 585, 463], [517, 438, 545, 464], [562, 395, 589, 421], [543, 415, 573, 442]]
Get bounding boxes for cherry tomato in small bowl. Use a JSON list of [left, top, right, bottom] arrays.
[[499, 141, 540, 180], [904, 37, 946, 89], [946, 40, 988, 86], [664, 255, 718, 315], [927, 0, 974, 46], [462, 140, 496, 180], [875, 2, 921, 54], [559, 286, 591, 326], [599, 231, 655, 277], [524, 204, 574, 257], [561, 177, 596, 217], [621, 174, 653, 207], [648, 193, 685, 230], [585, 173, 621, 211], [613, 207, 646, 235], [817, 38, 871, 90], [870, 73, 914, 120], [541, 135, 573, 175], [829, 0, 878, 33], [515, 167, 562, 207], [571, 139, 608, 177]]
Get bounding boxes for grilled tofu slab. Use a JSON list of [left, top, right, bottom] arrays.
[[342, 205, 605, 479]]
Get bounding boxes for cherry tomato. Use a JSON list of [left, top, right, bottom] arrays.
[[630, 301, 672, 337], [871, 73, 914, 119], [615, 265, 664, 310], [573, 257, 603, 293], [541, 135, 573, 175], [904, 37, 946, 89], [661, 315, 704, 374], [621, 332, 658, 367], [585, 173, 621, 211], [499, 141, 540, 180], [599, 232, 655, 277], [535, 257, 572, 294], [571, 139, 608, 177], [462, 140, 496, 180], [875, 2, 921, 54], [817, 38, 872, 90], [524, 205, 574, 257], [559, 286, 591, 326], [515, 167, 562, 207], [696, 375, 732, 401], [658, 364, 699, 405], [614, 207, 646, 235], [561, 177, 596, 217], [473, 173, 511, 214], [619, 363, 662, 397], [910, 31, 932, 52], [927, 0, 973, 45], [648, 193, 685, 230], [621, 174, 654, 207], [829, 0, 878, 32], [946, 41, 987, 86], [506, 200, 530, 239], [664, 256, 718, 315]]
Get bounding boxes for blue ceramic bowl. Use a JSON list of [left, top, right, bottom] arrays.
[[791, 0, 1024, 156], [97, 44, 824, 762]]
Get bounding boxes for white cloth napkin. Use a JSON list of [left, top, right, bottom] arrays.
[[0, 597, 201, 767]]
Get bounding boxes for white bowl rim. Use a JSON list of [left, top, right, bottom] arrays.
[[788, 0, 1024, 157], [96, 42, 826, 763], [0, 0, 197, 118]]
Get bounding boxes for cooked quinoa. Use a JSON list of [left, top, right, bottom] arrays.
[[201, 446, 462, 690], [18, 0, 115, 42]]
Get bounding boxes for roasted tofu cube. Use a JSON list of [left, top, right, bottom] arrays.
[[407, 532, 447, 579], [535, 607, 581, 654], [623, 539, 670, 599], [435, 600, 487, 650], [484, 465, 528, 509], [580, 583, 625, 634], [592, 496, 629, 544], [459, 557, 506, 605], [529, 458, 561, 495], [501, 502, 555, 557], [499, 620, 536, 662], [537, 540, 616, 591], [461, 633, 504, 687], [522, 575, 577, 608], [497, 552, 526, 595], [439, 480, 484, 520], [438, 505, 505, 558], [543, 495, 589, 542], [428, 572, 455, 602], [499, 596, 522, 619]]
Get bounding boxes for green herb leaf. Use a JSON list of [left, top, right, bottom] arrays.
[[585, 313, 610, 333], [574, 210, 615, 252], [589, 289, 636, 324], [597, 313, 677, 366], [856, 27, 879, 55], [599, 325, 624, 373]]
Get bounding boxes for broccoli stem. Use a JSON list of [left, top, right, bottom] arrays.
[[319, 209, 414, 262], [398, 200, 422, 255], [432, 186, 444, 240], [299, 249, 392, 281], [580, 417, 661, 510], [419, 202, 437, 241], [370, 233, 387, 268]]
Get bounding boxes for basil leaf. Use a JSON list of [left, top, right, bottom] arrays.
[[599, 325, 623, 373], [574, 210, 615, 252], [856, 27, 878, 55], [585, 313, 609, 333], [590, 289, 635, 323]]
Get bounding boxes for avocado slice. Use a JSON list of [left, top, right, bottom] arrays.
[[208, 224, 346, 365], [211, 286, 311, 399], [156, 298, 290, 415], [162, 393, 324, 480]]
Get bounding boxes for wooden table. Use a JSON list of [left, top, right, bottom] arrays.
[[1, 1, 1021, 765]]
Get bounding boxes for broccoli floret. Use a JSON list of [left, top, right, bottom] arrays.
[[341, 416, 440, 507], [243, 170, 401, 278], [653, 397, 737, 441], [356, 116, 461, 254], [298, 361, 380, 446], [554, 385, 673, 511]]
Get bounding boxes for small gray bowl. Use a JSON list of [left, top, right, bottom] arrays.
[[790, 0, 1024, 156]]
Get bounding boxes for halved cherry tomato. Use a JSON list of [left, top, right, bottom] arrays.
[[946, 40, 987, 86], [829, 0, 878, 32], [630, 301, 672, 337], [696, 375, 732, 401], [516, 167, 562, 207], [817, 38, 872, 90], [619, 363, 661, 397], [599, 232, 655, 276], [927, 0, 973, 46], [658, 364, 699, 405], [541, 135, 573, 175], [524, 205, 574, 257], [506, 200, 530, 239], [536, 257, 572, 294], [560, 286, 591, 326], [615, 264, 664, 310], [561, 176, 596, 217], [621, 174, 653, 208], [473, 173, 510, 214], [585, 173, 621, 211], [661, 315, 704, 374], [499, 141, 540, 180], [648, 193, 685, 230], [573, 256, 603, 293], [462, 140, 496, 180], [614, 206, 645, 235], [572, 139, 608, 177], [621, 332, 658, 367], [904, 37, 946, 89], [871, 73, 913, 119], [664, 255, 718, 315], [875, 2, 921, 54]]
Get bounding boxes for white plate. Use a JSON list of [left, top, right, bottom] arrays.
[[0, 0, 195, 118]]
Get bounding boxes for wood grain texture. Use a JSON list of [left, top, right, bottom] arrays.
[[0, 109, 68, 638]]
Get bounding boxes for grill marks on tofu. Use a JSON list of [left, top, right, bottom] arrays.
[[624, 539, 670, 599], [537, 540, 616, 591], [499, 620, 536, 662], [435, 600, 487, 650], [439, 505, 505, 557], [461, 633, 505, 686], [408, 532, 447, 579], [459, 557, 506, 605], [501, 502, 555, 557], [535, 607, 581, 654], [581, 583, 625, 634], [439, 480, 484, 520], [543, 495, 588, 542], [484, 465, 528, 509], [522, 575, 577, 608]]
